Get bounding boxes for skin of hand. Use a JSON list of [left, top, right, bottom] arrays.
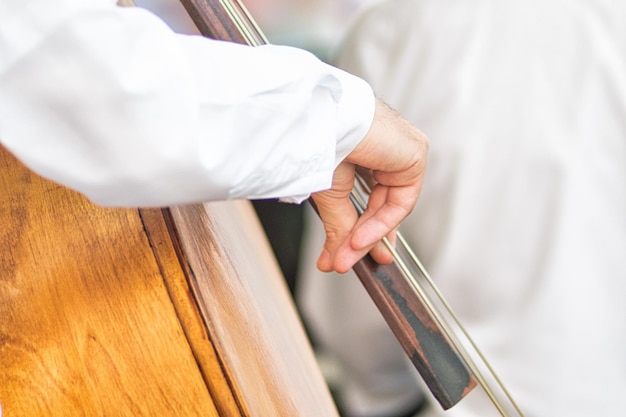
[[311, 98, 429, 273]]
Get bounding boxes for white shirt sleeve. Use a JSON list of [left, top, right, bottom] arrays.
[[0, 0, 375, 206]]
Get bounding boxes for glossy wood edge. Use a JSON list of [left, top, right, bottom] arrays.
[[164, 201, 339, 417], [138, 208, 245, 417]]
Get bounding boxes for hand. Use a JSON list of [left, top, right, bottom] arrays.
[[311, 98, 428, 273]]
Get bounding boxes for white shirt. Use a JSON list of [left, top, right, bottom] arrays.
[[0, 0, 375, 206], [300, 1, 626, 416]]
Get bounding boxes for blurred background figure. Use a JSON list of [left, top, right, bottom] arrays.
[[298, 0, 626, 416]]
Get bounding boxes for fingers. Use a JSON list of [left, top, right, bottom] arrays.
[[313, 182, 414, 273], [310, 162, 358, 272], [351, 182, 420, 251], [346, 182, 415, 267], [315, 199, 359, 272], [313, 98, 428, 273]]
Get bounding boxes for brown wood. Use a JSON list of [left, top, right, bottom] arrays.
[[138, 208, 244, 417], [168, 201, 338, 416], [0, 147, 220, 416], [0, 145, 337, 416], [178, 0, 255, 44], [353, 255, 476, 409]]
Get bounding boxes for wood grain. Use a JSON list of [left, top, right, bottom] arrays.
[[0, 143, 338, 416], [139, 208, 244, 417], [0, 147, 219, 416], [169, 202, 340, 417]]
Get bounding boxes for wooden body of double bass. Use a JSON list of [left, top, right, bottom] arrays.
[[0, 145, 339, 416]]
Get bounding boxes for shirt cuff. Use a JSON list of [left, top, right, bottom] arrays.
[[279, 66, 375, 205], [328, 65, 376, 168]]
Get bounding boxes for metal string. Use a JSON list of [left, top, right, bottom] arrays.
[[351, 173, 525, 417], [165, 0, 525, 412]]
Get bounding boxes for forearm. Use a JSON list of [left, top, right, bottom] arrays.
[[0, 0, 374, 206]]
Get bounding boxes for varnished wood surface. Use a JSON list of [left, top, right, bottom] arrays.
[[170, 201, 339, 417], [0, 143, 338, 416], [139, 208, 244, 417], [0, 147, 220, 416]]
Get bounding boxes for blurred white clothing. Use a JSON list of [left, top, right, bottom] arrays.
[[299, 1, 626, 416], [0, 0, 374, 206]]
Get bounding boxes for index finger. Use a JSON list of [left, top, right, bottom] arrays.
[[350, 182, 420, 251]]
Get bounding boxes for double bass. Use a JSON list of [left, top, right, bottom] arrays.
[[0, 0, 522, 415]]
